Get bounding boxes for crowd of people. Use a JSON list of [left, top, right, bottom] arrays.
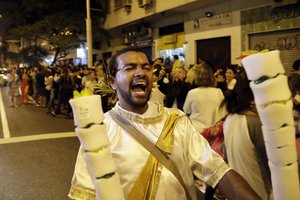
[[6, 62, 115, 119]]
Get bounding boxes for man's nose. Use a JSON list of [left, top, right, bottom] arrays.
[[134, 66, 145, 76]]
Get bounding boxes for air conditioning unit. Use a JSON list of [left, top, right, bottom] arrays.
[[162, 35, 177, 44], [272, 0, 299, 7], [138, 0, 152, 8]]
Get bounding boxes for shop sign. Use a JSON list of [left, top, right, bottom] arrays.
[[266, 5, 300, 23], [199, 12, 232, 28], [135, 38, 153, 47]]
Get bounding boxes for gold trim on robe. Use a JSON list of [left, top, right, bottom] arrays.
[[127, 155, 162, 200], [206, 163, 230, 187], [116, 102, 165, 124], [127, 112, 180, 200], [157, 113, 182, 154]]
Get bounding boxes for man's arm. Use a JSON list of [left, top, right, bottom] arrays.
[[217, 169, 262, 200]]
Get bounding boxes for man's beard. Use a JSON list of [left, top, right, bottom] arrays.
[[118, 88, 152, 109]]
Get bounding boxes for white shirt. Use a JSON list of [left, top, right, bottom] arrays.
[[183, 87, 225, 133]]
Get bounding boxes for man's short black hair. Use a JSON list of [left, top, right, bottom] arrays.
[[108, 46, 150, 77], [156, 57, 164, 62], [292, 59, 300, 71]]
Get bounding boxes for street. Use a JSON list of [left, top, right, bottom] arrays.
[[0, 86, 80, 200]]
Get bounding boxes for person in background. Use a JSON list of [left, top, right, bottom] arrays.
[[154, 57, 164, 65], [163, 57, 173, 75], [36, 66, 47, 107], [27, 68, 38, 106], [159, 66, 192, 111], [288, 59, 300, 174], [84, 70, 97, 93], [185, 64, 196, 86], [81, 67, 90, 87], [7, 67, 21, 108], [30, 66, 38, 103], [289, 59, 300, 112], [198, 57, 206, 65], [183, 63, 226, 134], [222, 69, 272, 200], [149, 63, 166, 105], [214, 68, 227, 93], [172, 54, 183, 71], [69, 46, 261, 200], [51, 67, 74, 118], [20, 68, 29, 104], [45, 68, 54, 114], [225, 65, 237, 91], [73, 68, 82, 93]]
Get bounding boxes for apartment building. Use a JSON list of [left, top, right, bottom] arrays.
[[100, 0, 300, 74]]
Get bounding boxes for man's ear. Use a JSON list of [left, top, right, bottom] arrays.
[[108, 75, 117, 90]]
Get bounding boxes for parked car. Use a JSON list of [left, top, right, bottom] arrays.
[[0, 68, 10, 86]]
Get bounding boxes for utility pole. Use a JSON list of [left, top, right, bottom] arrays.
[[86, 0, 93, 68], [0, 39, 4, 68]]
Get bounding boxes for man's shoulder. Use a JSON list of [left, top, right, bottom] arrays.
[[164, 106, 186, 117]]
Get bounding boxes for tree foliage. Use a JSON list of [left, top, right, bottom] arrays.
[[0, 0, 110, 66]]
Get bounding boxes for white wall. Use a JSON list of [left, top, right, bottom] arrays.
[[151, 9, 242, 67], [104, 0, 274, 65], [183, 10, 242, 67]]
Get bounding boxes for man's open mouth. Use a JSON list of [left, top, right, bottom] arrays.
[[131, 80, 147, 96]]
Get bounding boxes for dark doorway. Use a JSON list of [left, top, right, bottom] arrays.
[[196, 36, 231, 72]]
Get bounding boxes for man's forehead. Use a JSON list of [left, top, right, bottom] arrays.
[[117, 51, 149, 64], [119, 51, 146, 58]]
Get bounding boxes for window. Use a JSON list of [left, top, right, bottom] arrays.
[[114, 0, 132, 10]]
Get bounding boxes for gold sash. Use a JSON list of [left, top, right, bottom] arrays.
[[127, 113, 182, 200]]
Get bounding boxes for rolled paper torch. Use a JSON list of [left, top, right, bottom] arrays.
[[69, 94, 124, 200], [242, 50, 300, 200]]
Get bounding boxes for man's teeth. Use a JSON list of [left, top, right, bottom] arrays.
[[134, 81, 146, 86]]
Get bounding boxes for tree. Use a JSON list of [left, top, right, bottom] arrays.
[[0, 0, 110, 67]]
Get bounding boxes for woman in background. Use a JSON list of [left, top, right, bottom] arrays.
[[225, 65, 237, 91], [223, 69, 272, 200], [183, 63, 226, 134], [20, 68, 29, 104], [7, 68, 21, 108]]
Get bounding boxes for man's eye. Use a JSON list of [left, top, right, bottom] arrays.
[[123, 65, 134, 71], [143, 65, 151, 70]]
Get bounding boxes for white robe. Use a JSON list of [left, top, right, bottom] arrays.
[[69, 101, 230, 200]]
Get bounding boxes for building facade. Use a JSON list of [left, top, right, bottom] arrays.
[[100, 0, 300, 74]]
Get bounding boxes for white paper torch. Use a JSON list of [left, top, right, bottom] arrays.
[[69, 94, 124, 200], [241, 50, 300, 200]]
